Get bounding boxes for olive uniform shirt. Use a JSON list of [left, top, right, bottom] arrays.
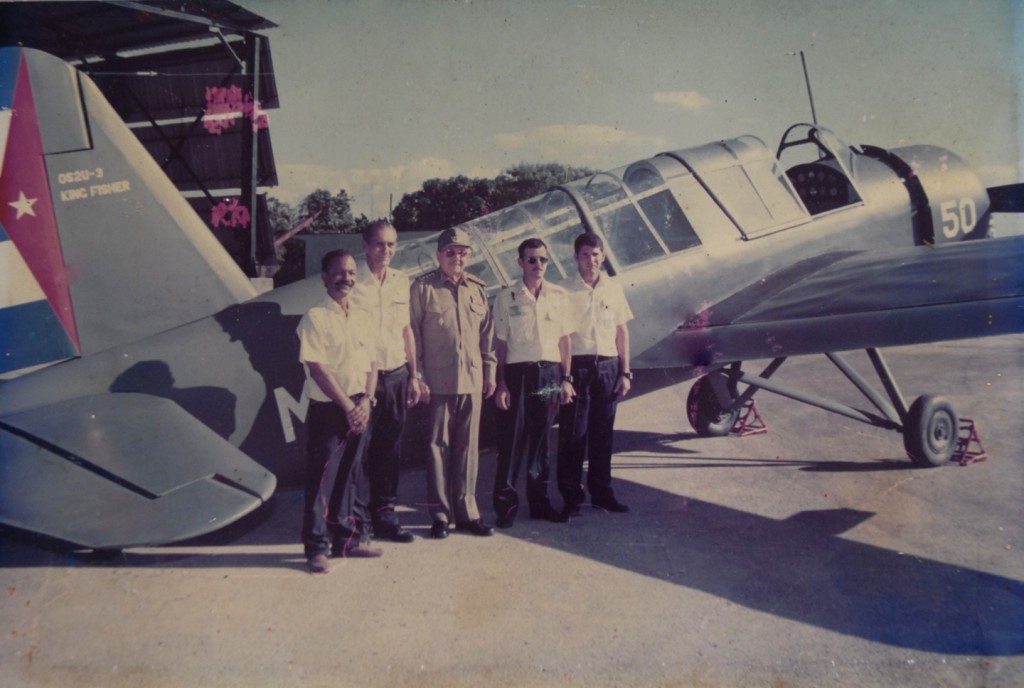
[[410, 269, 496, 394]]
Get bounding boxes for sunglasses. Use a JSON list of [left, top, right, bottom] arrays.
[[524, 256, 549, 265], [444, 247, 470, 258]]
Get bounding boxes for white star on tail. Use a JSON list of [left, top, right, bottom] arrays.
[[8, 191, 38, 219]]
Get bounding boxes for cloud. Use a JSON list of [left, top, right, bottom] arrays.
[[976, 161, 1024, 188], [652, 90, 711, 111], [272, 158, 500, 217], [492, 124, 665, 164]]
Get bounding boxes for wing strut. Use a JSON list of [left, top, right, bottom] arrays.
[[686, 349, 978, 467]]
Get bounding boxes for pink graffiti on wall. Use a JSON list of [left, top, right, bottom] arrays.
[[203, 85, 270, 135], [211, 198, 251, 229]]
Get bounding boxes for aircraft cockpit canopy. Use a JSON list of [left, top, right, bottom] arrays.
[[394, 125, 870, 290]]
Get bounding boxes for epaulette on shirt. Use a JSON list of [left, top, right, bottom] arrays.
[[414, 268, 443, 284], [465, 272, 487, 288]]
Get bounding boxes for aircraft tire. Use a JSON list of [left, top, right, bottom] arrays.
[[903, 394, 958, 467], [687, 374, 740, 437]]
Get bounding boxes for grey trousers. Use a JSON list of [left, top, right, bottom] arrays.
[[425, 392, 482, 524]]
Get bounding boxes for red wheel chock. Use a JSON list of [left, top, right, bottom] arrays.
[[952, 418, 987, 465], [732, 400, 767, 436]]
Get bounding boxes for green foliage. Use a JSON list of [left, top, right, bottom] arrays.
[[392, 163, 598, 232], [265, 196, 296, 234], [299, 188, 357, 234]]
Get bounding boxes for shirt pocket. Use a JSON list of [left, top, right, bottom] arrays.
[[423, 302, 458, 367]]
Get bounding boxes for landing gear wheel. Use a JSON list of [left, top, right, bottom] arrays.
[[903, 395, 958, 467], [687, 374, 740, 437]]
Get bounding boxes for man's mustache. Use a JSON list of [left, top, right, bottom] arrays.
[[331, 280, 356, 288]]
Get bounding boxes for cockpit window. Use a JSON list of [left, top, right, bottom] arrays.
[[777, 125, 863, 216], [566, 173, 667, 268]]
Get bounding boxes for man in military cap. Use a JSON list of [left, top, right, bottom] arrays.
[[409, 227, 497, 539]]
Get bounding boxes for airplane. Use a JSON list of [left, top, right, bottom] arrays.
[[1, 45, 1022, 551]]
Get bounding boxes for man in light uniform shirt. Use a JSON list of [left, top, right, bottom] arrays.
[[410, 227, 497, 539], [557, 233, 634, 518], [297, 249, 382, 575], [492, 237, 575, 528], [351, 220, 422, 543]]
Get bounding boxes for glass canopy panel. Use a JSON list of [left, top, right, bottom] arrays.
[[624, 162, 702, 253], [593, 203, 665, 267], [463, 207, 537, 285], [523, 191, 584, 279], [389, 236, 439, 276], [665, 175, 738, 249], [637, 190, 701, 253]]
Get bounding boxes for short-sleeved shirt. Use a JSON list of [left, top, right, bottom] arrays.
[[565, 273, 634, 357], [492, 280, 573, 364], [297, 295, 374, 402], [410, 269, 496, 395], [351, 264, 411, 372]]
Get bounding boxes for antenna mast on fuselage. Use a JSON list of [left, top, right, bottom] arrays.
[[799, 50, 818, 126]]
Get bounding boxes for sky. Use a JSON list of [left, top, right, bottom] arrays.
[[237, 0, 1022, 219]]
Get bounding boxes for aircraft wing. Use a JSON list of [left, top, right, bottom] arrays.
[[633, 235, 1024, 371], [0, 394, 276, 549]]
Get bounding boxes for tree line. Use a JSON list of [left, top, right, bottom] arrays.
[[269, 162, 597, 285]]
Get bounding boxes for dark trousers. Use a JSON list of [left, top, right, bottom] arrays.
[[493, 361, 559, 522], [367, 366, 408, 529], [302, 399, 371, 558], [558, 356, 620, 507]]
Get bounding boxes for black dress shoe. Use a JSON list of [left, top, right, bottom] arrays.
[[376, 524, 415, 543], [561, 504, 582, 520], [530, 504, 567, 522], [430, 521, 449, 539], [455, 520, 494, 537], [591, 498, 629, 513]]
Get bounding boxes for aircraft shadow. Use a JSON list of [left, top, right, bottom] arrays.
[[613, 428, 919, 472], [3, 458, 1021, 656], [524, 481, 1024, 656]]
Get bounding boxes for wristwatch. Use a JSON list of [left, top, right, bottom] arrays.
[[619, 371, 634, 381], [368, 396, 378, 407], [561, 375, 574, 384]]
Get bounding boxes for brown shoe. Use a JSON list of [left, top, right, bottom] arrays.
[[307, 553, 332, 575], [342, 543, 384, 558]]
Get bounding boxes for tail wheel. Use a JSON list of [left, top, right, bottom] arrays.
[[687, 373, 740, 437], [903, 395, 958, 467]]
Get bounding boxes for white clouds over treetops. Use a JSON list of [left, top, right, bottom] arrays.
[[652, 91, 712, 111]]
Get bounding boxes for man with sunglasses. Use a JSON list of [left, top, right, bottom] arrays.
[[492, 238, 575, 528], [410, 227, 497, 540], [557, 233, 634, 520]]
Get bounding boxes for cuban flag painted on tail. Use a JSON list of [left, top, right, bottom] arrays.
[[0, 49, 79, 378]]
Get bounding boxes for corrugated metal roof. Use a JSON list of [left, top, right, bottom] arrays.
[[1, 1, 276, 60]]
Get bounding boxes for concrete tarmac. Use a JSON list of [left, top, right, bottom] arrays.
[[2, 335, 1022, 687]]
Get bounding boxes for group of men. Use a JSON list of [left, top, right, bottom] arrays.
[[297, 221, 634, 575]]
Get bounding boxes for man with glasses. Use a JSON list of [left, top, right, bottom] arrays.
[[492, 237, 575, 528], [410, 227, 497, 539], [557, 233, 634, 520]]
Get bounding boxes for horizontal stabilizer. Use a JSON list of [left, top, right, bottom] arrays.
[[0, 393, 275, 549]]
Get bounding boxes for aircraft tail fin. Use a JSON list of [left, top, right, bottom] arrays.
[[0, 47, 257, 378]]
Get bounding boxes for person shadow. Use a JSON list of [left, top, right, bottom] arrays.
[[109, 360, 236, 439]]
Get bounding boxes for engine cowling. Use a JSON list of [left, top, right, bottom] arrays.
[[864, 144, 991, 245]]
